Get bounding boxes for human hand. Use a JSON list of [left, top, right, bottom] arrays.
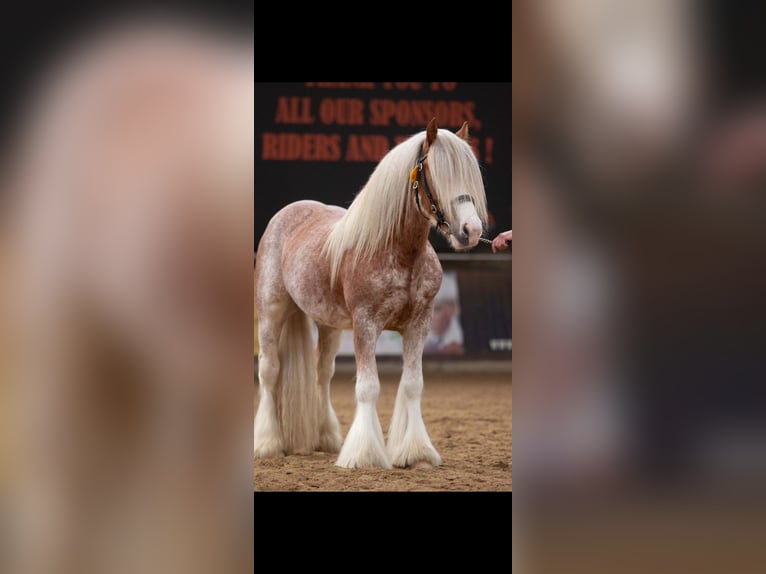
[[492, 230, 512, 253]]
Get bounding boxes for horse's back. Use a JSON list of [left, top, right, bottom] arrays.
[[255, 200, 345, 311], [259, 200, 343, 246], [257, 200, 344, 264]]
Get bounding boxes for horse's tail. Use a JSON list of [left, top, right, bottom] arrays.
[[276, 308, 320, 454]]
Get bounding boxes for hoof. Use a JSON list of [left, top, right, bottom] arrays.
[[335, 445, 391, 469], [388, 441, 442, 469], [254, 436, 284, 459], [318, 431, 343, 454], [336, 431, 391, 469]]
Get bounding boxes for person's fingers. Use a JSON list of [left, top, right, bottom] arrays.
[[492, 243, 497, 253]]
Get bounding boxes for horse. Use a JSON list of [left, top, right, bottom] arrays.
[[254, 118, 487, 469]]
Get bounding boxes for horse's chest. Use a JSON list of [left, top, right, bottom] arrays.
[[368, 265, 441, 329]]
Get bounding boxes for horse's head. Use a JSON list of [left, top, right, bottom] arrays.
[[416, 118, 487, 250]]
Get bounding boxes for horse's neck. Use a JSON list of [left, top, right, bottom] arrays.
[[393, 196, 432, 260]]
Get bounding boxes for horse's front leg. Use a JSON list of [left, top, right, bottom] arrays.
[[335, 318, 390, 469], [387, 322, 442, 468]]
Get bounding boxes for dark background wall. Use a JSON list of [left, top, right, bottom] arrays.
[[253, 82, 513, 252]]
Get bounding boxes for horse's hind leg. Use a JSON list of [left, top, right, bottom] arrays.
[[387, 322, 442, 468], [253, 298, 289, 458], [316, 326, 342, 452]]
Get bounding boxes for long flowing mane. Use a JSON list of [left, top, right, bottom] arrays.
[[323, 129, 488, 287]]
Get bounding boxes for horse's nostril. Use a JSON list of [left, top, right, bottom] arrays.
[[455, 224, 471, 246]]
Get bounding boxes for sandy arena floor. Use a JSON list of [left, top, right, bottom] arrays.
[[253, 371, 512, 491]]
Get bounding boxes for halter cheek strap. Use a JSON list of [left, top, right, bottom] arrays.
[[410, 152, 451, 235], [410, 143, 482, 241]]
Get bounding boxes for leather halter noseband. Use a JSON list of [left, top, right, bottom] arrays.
[[409, 148, 474, 237]]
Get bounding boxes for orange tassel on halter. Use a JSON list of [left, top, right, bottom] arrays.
[[409, 166, 419, 184]]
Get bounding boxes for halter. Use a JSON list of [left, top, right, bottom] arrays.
[[410, 148, 476, 237]]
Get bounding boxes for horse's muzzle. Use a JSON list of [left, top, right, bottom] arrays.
[[455, 224, 471, 246]]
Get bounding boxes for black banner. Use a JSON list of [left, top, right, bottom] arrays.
[[254, 82, 512, 251]]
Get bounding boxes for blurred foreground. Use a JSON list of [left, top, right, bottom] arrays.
[[1, 13, 253, 574], [513, 0, 766, 571]]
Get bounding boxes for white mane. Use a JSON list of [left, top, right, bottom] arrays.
[[323, 129, 488, 287]]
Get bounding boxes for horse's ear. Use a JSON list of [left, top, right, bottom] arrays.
[[456, 121, 469, 141], [425, 117, 438, 151]]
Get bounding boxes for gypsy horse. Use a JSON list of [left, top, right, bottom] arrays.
[[254, 119, 487, 469]]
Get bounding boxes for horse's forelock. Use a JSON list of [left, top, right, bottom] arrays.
[[427, 130, 488, 226]]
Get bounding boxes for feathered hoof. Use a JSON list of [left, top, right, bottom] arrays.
[[335, 429, 391, 469], [253, 436, 285, 459], [318, 429, 343, 453], [335, 446, 391, 469], [317, 412, 343, 453], [288, 445, 315, 456], [388, 441, 442, 469]]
